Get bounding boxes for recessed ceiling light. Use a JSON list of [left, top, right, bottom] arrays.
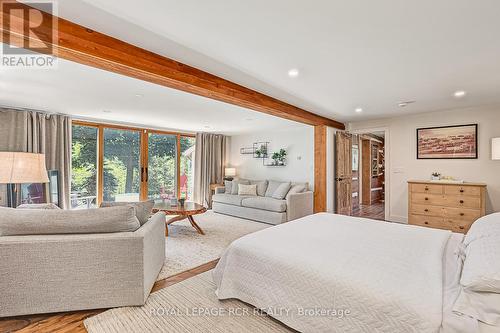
[[102, 110, 112, 113], [355, 107, 363, 113], [288, 68, 299, 78], [135, 94, 143, 98], [454, 90, 466, 98], [398, 100, 415, 107]]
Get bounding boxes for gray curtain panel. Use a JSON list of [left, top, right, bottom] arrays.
[[0, 108, 72, 209], [193, 133, 226, 207]]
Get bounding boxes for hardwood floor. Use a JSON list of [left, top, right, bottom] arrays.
[[0, 260, 219, 333], [352, 202, 385, 221]]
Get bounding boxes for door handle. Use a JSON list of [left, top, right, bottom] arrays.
[[145, 167, 149, 182], [335, 178, 344, 181], [141, 167, 144, 182]]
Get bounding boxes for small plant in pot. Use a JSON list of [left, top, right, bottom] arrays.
[[178, 197, 186, 207], [255, 145, 267, 158], [431, 172, 441, 181], [272, 149, 287, 166]]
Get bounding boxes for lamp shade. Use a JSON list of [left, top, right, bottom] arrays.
[[0, 152, 49, 184], [224, 168, 236, 177], [493, 138, 500, 160]]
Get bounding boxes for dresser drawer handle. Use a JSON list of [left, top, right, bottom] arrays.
[[459, 226, 465, 230], [424, 209, 429, 212], [460, 189, 464, 193], [425, 197, 429, 201], [424, 222, 429, 225], [460, 213, 465, 216], [425, 187, 429, 191], [460, 200, 464, 204]]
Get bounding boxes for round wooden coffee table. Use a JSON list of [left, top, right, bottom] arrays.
[[153, 201, 207, 236]]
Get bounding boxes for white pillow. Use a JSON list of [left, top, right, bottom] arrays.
[[461, 234, 500, 292], [238, 184, 257, 196], [464, 212, 500, 246], [453, 288, 500, 326], [231, 179, 250, 194]]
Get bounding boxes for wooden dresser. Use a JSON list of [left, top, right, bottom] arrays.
[[408, 180, 486, 233]]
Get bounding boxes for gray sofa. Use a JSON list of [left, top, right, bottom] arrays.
[[212, 179, 313, 224], [0, 206, 165, 317]]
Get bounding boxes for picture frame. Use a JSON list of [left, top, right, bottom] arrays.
[[416, 124, 478, 159], [352, 145, 359, 171]]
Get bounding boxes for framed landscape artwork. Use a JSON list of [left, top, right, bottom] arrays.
[[417, 124, 478, 159]]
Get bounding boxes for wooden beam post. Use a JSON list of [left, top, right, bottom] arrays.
[[0, 1, 345, 129], [314, 125, 327, 213]]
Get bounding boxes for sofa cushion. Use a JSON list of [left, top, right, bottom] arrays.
[[212, 194, 247, 206], [231, 179, 250, 194], [286, 183, 308, 199], [100, 200, 154, 225], [17, 203, 61, 210], [0, 206, 140, 236], [224, 180, 232, 194], [265, 180, 283, 197], [272, 182, 292, 200], [241, 197, 287, 213], [249, 180, 268, 196], [238, 184, 257, 196]]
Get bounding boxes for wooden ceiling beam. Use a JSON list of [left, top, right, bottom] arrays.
[[0, 1, 345, 129]]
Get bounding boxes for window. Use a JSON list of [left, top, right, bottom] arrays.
[[180, 136, 196, 200], [70, 122, 195, 207], [103, 128, 141, 202], [147, 133, 177, 201], [71, 124, 98, 209]]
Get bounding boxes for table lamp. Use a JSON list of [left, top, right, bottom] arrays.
[[0, 152, 49, 207], [492, 138, 500, 160], [224, 168, 236, 181]]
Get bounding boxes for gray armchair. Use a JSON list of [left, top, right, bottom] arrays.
[[0, 211, 166, 317]]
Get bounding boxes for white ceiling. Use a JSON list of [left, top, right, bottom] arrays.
[[0, 52, 304, 135], [40, 0, 500, 123]]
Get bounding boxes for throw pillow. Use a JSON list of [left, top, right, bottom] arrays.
[[285, 183, 308, 199], [231, 179, 250, 195], [265, 180, 283, 198], [100, 200, 154, 225], [224, 180, 232, 194], [238, 184, 257, 196], [272, 182, 292, 200], [17, 203, 60, 210], [249, 180, 268, 196]]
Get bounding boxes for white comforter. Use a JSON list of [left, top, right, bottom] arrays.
[[213, 213, 452, 333]]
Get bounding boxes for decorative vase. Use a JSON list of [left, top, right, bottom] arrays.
[[178, 198, 186, 207]]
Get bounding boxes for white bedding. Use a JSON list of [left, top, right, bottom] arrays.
[[213, 213, 453, 333]]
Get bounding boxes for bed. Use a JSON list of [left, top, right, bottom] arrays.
[[213, 213, 500, 333]]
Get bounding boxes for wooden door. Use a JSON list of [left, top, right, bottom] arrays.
[[336, 131, 353, 215]]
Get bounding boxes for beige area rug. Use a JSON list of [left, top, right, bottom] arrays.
[[157, 211, 269, 280], [84, 271, 294, 333]]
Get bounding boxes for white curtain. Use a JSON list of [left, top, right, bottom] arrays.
[[0, 108, 72, 208], [193, 133, 226, 207]]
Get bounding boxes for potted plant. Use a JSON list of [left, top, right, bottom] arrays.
[[272, 149, 287, 166], [260, 144, 268, 157], [431, 172, 441, 181]]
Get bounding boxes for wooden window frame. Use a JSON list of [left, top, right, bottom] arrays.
[[72, 120, 195, 205]]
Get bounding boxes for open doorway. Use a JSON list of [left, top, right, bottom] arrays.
[[351, 132, 385, 220]]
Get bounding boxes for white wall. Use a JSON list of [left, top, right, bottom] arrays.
[[227, 125, 315, 189], [349, 105, 500, 222]]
